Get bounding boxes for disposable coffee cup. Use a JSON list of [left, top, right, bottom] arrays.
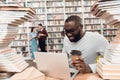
[[70, 50, 85, 73]]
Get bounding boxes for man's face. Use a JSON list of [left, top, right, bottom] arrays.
[[38, 25, 42, 29], [64, 21, 82, 42]]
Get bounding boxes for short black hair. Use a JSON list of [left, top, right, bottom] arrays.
[[65, 15, 83, 27], [38, 23, 42, 26], [31, 27, 34, 32]]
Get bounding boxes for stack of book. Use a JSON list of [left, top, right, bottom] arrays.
[[0, 4, 35, 74], [91, 0, 120, 26], [91, 0, 120, 79], [97, 58, 120, 79], [104, 44, 120, 63], [0, 4, 35, 48], [0, 48, 28, 72], [97, 44, 120, 80]]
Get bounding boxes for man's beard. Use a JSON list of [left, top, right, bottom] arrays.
[[74, 32, 80, 42], [70, 31, 81, 42]]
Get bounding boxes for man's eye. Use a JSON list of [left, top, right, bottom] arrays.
[[71, 30, 74, 32]]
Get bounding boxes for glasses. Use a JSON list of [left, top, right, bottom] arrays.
[[64, 25, 80, 34]]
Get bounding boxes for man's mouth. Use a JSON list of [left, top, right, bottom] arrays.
[[69, 36, 74, 41]]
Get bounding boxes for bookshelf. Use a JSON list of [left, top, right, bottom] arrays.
[[90, 0, 118, 43], [10, 22, 30, 57], [46, 0, 65, 52], [5, 0, 34, 58], [6, 0, 117, 53], [27, 0, 46, 26]]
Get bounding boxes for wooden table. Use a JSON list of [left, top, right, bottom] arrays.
[[8, 73, 102, 80], [2, 60, 102, 80], [25, 60, 102, 80], [43, 73, 101, 80], [74, 73, 101, 80]]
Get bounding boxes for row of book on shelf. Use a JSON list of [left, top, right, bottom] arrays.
[[48, 38, 63, 44], [7, 0, 94, 6], [48, 45, 63, 50], [48, 33, 63, 38]]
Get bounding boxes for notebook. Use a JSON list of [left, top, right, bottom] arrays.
[[34, 52, 79, 80]]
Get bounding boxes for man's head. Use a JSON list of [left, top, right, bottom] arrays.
[[64, 15, 84, 42], [38, 23, 43, 29]]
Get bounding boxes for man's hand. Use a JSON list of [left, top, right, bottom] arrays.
[[72, 58, 92, 73], [38, 33, 46, 37]]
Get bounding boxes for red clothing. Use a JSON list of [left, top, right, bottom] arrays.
[[37, 28, 48, 41]]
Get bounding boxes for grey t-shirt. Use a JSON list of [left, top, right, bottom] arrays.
[[62, 32, 109, 73]]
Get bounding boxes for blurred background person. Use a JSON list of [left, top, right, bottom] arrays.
[[37, 23, 48, 52], [29, 27, 38, 59]]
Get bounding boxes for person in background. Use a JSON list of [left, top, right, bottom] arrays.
[[29, 27, 38, 59], [62, 15, 109, 73], [37, 23, 48, 52]]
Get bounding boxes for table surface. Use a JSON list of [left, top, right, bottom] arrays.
[[33, 73, 101, 80], [26, 60, 102, 80], [1, 60, 102, 80], [74, 73, 101, 80], [1, 73, 101, 80]]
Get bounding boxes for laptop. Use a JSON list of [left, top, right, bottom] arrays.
[[34, 52, 79, 80]]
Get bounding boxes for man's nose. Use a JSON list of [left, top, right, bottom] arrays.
[[66, 32, 72, 36]]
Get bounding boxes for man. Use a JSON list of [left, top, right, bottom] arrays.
[[62, 15, 109, 73], [37, 23, 48, 52]]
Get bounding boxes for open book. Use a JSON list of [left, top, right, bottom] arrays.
[[10, 67, 45, 80]]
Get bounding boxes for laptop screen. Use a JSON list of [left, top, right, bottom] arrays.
[[34, 52, 79, 80]]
